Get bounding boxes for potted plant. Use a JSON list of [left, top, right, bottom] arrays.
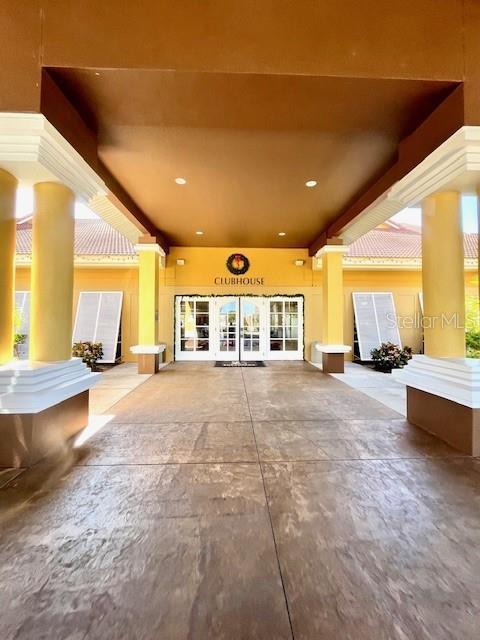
[[13, 333, 27, 358], [72, 341, 104, 371], [13, 308, 27, 359], [370, 342, 412, 372]]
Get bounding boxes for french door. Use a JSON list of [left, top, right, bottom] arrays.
[[214, 297, 266, 361], [175, 295, 303, 361]]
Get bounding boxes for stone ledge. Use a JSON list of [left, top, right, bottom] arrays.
[[393, 355, 480, 408], [0, 358, 100, 413]]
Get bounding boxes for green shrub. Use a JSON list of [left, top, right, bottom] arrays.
[[72, 341, 104, 371], [466, 329, 480, 358], [370, 342, 412, 372], [13, 333, 27, 358]]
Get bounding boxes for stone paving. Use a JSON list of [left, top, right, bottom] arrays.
[[1, 361, 479, 639]]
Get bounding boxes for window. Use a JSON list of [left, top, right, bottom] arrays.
[[219, 300, 237, 352], [180, 299, 210, 352], [270, 299, 299, 352]]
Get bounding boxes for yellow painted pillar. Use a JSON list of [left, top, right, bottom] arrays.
[[318, 243, 349, 373], [321, 245, 346, 344], [0, 170, 18, 365], [422, 190, 465, 357], [135, 237, 160, 373], [30, 182, 75, 362]]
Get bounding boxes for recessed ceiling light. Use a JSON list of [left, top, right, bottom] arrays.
[[94, 72, 100, 77], [175, 177, 187, 185], [195, 230, 204, 236], [278, 232, 286, 237], [305, 180, 317, 188]]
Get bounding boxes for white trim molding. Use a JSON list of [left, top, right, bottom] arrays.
[[130, 344, 167, 355], [89, 194, 145, 244], [0, 113, 105, 200], [134, 243, 164, 255], [0, 112, 147, 244], [317, 244, 349, 255], [0, 358, 100, 414], [392, 354, 480, 409], [338, 125, 480, 245], [313, 344, 352, 354], [316, 244, 349, 259]]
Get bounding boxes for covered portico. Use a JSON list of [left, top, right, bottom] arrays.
[[2, 3, 480, 638], [1, 1, 480, 463]]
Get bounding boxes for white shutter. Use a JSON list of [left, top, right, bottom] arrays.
[[73, 292, 100, 344], [95, 292, 123, 363], [352, 293, 380, 360], [73, 291, 123, 363], [14, 291, 30, 359], [373, 293, 401, 347], [352, 292, 401, 360]]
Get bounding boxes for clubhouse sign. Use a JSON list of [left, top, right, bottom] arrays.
[[214, 253, 264, 285]]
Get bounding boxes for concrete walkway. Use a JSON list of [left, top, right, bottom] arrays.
[[330, 361, 407, 416], [1, 362, 479, 639]]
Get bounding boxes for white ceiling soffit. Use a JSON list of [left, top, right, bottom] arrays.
[[338, 126, 480, 247], [0, 113, 144, 244]]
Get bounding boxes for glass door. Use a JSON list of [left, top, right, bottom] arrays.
[[240, 298, 266, 361], [214, 297, 240, 360]]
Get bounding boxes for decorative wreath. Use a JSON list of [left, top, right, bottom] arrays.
[[226, 253, 250, 275]]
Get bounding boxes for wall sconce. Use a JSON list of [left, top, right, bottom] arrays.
[[176, 259, 185, 266], [294, 260, 305, 267]]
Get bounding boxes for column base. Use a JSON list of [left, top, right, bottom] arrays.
[[0, 358, 100, 468], [0, 391, 89, 467], [407, 387, 480, 456], [138, 353, 159, 374], [311, 343, 351, 373], [322, 352, 345, 374], [130, 344, 166, 374], [393, 355, 480, 456]]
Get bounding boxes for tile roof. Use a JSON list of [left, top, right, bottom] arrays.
[[15, 218, 479, 259], [16, 218, 136, 256], [347, 224, 478, 259]]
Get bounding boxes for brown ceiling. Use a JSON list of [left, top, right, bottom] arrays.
[[50, 68, 456, 248]]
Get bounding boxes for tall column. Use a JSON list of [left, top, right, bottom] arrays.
[[395, 190, 480, 456], [422, 190, 465, 357], [317, 243, 350, 373], [131, 236, 164, 374], [30, 182, 75, 361], [0, 170, 17, 365]]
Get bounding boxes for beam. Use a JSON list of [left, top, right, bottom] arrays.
[[40, 70, 168, 253], [308, 85, 465, 256]]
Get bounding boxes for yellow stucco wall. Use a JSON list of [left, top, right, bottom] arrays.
[[15, 266, 139, 362], [159, 247, 321, 361], [15, 252, 478, 363]]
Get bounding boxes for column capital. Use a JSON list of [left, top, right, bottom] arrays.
[[316, 244, 349, 258], [135, 234, 165, 256]]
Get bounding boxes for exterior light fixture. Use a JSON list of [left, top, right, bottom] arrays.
[[175, 177, 187, 185], [278, 232, 286, 237], [176, 259, 185, 266], [195, 230, 204, 236], [295, 260, 305, 266], [305, 180, 317, 188]]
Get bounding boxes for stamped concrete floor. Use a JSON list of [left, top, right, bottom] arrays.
[[1, 361, 480, 639]]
